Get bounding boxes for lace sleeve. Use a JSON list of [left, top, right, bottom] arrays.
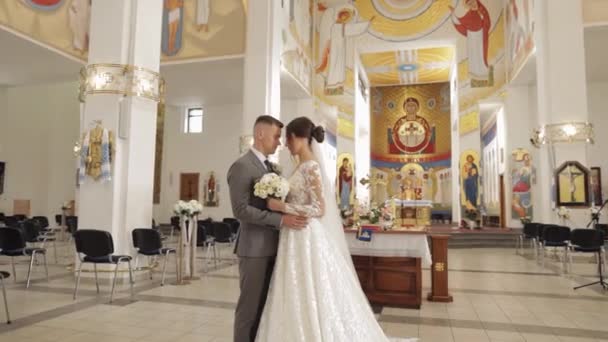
[[285, 162, 325, 218]]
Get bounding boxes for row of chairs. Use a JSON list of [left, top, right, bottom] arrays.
[[73, 218, 240, 303], [518, 223, 606, 274]]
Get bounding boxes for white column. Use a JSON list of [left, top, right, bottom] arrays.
[[534, 0, 589, 223], [354, 65, 370, 205], [241, 0, 282, 151], [78, 0, 163, 255]]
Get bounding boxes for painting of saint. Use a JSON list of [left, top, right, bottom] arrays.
[[511, 149, 533, 219], [449, 0, 492, 87], [316, 4, 373, 95], [68, 0, 91, 54], [204, 172, 219, 207], [461, 152, 480, 210], [337, 155, 354, 211], [196, 0, 210, 32], [162, 0, 184, 56]]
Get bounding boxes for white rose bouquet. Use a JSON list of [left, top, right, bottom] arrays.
[[556, 206, 570, 220], [173, 200, 203, 217], [254, 173, 290, 200]]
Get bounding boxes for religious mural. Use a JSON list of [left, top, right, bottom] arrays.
[[282, 0, 313, 93], [353, 0, 506, 113], [361, 47, 455, 87], [316, 3, 372, 95], [511, 148, 534, 220], [0, 0, 91, 58], [505, 0, 535, 82], [369, 83, 452, 213], [161, 0, 184, 56], [337, 153, 354, 211], [459, 110, 480, 136], [481, 115, 498, 214], [460, 150, 481, 216], [0, 0, 245, 62], [160, 0, 244, 61], [20, 0, 65, 12]]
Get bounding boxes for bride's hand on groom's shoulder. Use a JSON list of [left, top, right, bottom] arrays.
[[267, 198, 286, 213]]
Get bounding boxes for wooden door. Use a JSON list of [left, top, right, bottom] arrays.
[[180, 173, 200, 201], [499, 174, 506, 229]]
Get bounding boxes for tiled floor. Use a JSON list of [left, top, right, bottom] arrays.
[[0, 241, 607, 341]]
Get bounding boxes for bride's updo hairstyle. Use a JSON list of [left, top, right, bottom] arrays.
[[286, 117, 325, 145]]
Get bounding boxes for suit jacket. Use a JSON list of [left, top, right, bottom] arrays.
[[227, 150, 282, 257]]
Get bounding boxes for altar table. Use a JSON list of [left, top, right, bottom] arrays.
[[344, 229, 430, 309]]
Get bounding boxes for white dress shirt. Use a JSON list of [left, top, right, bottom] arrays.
[[250, 146, 268, 168]]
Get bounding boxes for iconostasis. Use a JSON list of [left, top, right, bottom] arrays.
[[370, 82, 452, 215]]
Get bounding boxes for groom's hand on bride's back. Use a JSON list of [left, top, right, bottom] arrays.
[[281, 214, 308, 230]]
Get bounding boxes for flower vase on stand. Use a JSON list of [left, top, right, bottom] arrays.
[[186, 215, 200, 280], [176, 216, 191, 285]]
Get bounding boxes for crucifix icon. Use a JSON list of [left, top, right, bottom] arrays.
[[567, 165, 584, 202]]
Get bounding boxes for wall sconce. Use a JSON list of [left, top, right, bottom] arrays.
[[530, 121, 594, 148], [79, 63, 165, 103]]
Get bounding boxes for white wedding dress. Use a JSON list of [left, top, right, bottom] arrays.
[[255, 154, 416, 342]]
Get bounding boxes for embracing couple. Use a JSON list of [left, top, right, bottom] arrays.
[[228, 116, 414, 342]]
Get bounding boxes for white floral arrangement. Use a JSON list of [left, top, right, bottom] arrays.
[[254, 173, 290, 200], [173, 200, 204, 218], [556, 206, 570, 220]]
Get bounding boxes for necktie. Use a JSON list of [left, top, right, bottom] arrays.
[[264, 160, 272, 172]]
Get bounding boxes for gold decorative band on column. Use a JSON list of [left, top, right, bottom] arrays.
[[240, 135, 254, 154], [530, 121, 594, 147], [78, 63, 165, 103]]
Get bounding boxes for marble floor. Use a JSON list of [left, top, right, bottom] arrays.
[[0, 240, 607, 342]]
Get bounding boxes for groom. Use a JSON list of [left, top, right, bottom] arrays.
[[228, 115, 308, 342]]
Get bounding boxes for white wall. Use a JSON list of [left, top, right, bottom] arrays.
[[587, 82, 608, 220], [154, 103, 243, 223], [354, 59, 371, 204], [0, 82, 79, 218]]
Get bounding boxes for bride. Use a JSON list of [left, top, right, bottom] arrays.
[[256, 117, 416, 342]]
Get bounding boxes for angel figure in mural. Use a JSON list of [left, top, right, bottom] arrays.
[[292, 0, 312, 47], [316, 3, 374, 95], [163, 0, 184, 56], [68, 0, 91, 54], [196, 0, 210, 32], [449, 0, 492, 87]]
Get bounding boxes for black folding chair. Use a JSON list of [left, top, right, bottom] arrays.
[[0, 227, 48, 288], [73, 230, 134, 302], [132, 228, 177, 286], [569, 229, 607, 290], [540, 225, 570, 269]]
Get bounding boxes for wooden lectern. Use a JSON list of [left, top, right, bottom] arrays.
[[427, 235, 453, 302]]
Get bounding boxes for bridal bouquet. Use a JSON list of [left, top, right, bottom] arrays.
[[173, 200, 203, 218], [254, 173, 290, 200]]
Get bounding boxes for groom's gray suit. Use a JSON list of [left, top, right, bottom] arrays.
[[228, 150, 282, 342]]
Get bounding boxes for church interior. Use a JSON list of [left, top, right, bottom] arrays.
[[1, 0, 608, 341]]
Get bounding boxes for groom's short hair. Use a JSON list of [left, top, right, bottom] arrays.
[[254, 115, 284, 129]]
